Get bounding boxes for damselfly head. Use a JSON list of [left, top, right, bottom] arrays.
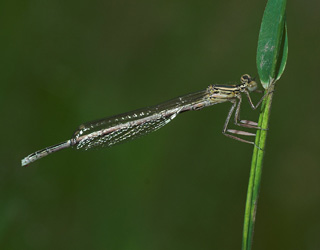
[[241, 74, 258, 92]]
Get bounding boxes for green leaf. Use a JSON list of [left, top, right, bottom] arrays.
[[256, 0, 288, 88], [276, 22, 288, 81], [242, 1, 288, 250]]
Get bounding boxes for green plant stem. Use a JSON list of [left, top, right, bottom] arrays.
[[242, 84, 275, 250]]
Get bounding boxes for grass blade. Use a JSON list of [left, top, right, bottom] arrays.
[[256, 0, 288, 88], [242, 0, 288, 249]]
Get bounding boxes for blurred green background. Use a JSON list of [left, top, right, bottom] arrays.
[[1, 0, 320, 249]]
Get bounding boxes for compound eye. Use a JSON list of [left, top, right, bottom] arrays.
[[240, 74, 251, 83]]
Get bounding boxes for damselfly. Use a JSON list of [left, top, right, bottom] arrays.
[[21, 74, 267, 167]]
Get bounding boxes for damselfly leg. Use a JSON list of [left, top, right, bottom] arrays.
[[223, 88, 269, 146]]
